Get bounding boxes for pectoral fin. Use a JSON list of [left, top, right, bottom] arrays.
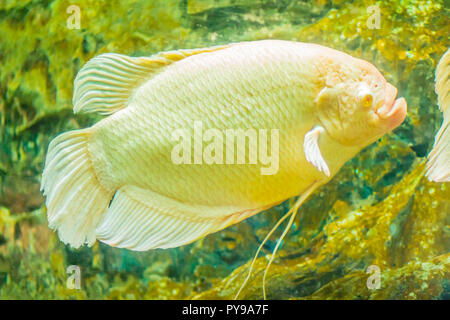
[[303, 126, 330, 177]]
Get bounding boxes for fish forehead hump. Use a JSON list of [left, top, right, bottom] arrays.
[[90, 41, 333, 207]]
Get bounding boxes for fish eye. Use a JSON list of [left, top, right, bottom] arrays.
[[362, 93, 373, 108], [357, 84, 374, 108]]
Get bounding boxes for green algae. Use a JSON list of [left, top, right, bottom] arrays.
[[0, 0, 448, 299]]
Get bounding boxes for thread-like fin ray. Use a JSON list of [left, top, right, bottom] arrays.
[[234, 182, 319, 300]]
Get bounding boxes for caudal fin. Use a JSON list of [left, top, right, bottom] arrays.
[[426, 49, 449, 182], [41, 129, 113, 248]]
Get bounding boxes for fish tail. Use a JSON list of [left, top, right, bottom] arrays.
[[41, 128, 114, 248]]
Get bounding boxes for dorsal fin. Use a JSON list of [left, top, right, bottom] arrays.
[[73, 44, 231, 115]]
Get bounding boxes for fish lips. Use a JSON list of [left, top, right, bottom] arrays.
[[375, 85, 407, 130]]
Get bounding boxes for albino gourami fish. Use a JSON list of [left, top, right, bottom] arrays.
[[41, 40, 407, 254], [426, 48, 449, 182]]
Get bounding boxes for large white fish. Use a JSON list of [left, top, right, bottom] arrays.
[[426, 48, 449, 182], [41, 40, 407, 251]]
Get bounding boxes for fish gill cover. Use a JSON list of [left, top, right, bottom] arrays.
[[0, 0, 448, 299]]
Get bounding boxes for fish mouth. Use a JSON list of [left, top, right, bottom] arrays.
[[374, 84, 407, 130]]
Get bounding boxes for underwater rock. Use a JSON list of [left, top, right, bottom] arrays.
[[305, 254, 449, 300]]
